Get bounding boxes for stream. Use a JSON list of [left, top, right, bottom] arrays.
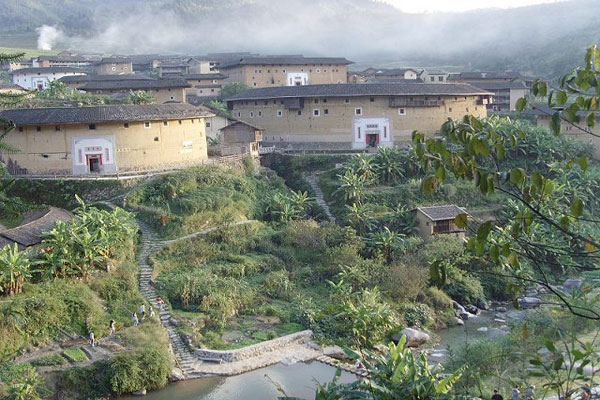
[[121, 310, 503, 400]]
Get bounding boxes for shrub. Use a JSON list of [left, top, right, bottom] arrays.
[[383, 262, 430, 302], [398, 303, 433, 328], [421, 286, 453, 312], [442, 266, 486, 306], [31, 353, 68, 367], [263, 270, 294, 300], [109, 352, 144, 395]]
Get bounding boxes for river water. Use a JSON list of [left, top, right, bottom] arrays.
[[121, 311, 499, 400], [120, 361, 356, 400]]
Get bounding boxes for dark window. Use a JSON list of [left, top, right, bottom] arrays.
[[433, 220, 452, 234], [89, 124, 96, 130], [36, 126, 41, 132], [178, 120, 182, 125], [18, 127, 23, 132], [154, 137, 159, 141], [297, 110, 302, 116], [124, 123, 129, 128], [323, 98, 327, 103], [55, 125, 61, 131], [314, 99, 319, 104], [144, 121, 151, 128], [370, 97, 374, 102], [324, 109, 329, 115], [163, 121, 168, 126]]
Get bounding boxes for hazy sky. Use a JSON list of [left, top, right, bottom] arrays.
[[385, 0, 563, 13]]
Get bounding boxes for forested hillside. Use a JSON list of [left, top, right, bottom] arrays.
[[0, 0, 598, 79]]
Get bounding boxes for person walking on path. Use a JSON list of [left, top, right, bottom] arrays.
[[582, 384, 592, 400], [132, 312, 139, 326], [140, 304, 146, 321], [492, 389, 504, 400], [526, 385, 535, 400], [109, 320, 115, 335], [89, 331, 95, 347], [149, 305, 155, 319], [156, 296, 164, 310], [512, 386, 520, 400]]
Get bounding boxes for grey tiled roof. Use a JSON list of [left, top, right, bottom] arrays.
[[226, 83, 492, 101], [375, 68, 419, 76], [0, 104, 212, 125], [416, 205, 468, 221], [219, 56, 353, 68], [470, 81, 529, 90], [0, 207, 73, 247], [37, 55, 89, 62], [97, 57, 132, 64], [58, 74, 155, 83], [182, 73, 228, 80], [449, 71, 522, 80], [12, 67, 87, 74], [80, 79, 190, 90]]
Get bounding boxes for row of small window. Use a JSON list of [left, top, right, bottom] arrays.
[[20, 119, 200, 132], [253, 68, 340, 74], [237, 108, 408, 118]]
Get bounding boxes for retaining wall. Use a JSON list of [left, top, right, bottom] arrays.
[[193, 330, 313, 363]]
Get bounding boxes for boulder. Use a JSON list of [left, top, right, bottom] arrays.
[[323, 345, 347, 359], [476, 300, 490, 310], [477, 327, 489, 332], [564, 279, 583, 294], [518, 297, 542, 309], [392, 328, 431, 347], [494, 318, 506, 324], [132, 389, 147, 396], [499, 325, 510, 332], [465, 305, 480, 315], [496, 306, 508, 313], [488, 328, 508, 340], [170, 368, 185, 382], [460, 312, 471, 320], [506, 310, 526, 320], [452, 317, 465, 326], [169, 318, 180, 327]]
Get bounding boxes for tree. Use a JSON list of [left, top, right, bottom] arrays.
[[0, 243, 32, 296], [336, 170, 366, 206], [369, 227, 404, 263], [127, 90, 155, 105], [220, 82, 251, 99], [412, 45, 600, 319]]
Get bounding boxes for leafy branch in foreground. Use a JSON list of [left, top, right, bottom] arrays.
[[413, 45, 600, 319]]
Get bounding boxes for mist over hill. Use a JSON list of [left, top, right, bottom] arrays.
[[1, 0, 598, 77]]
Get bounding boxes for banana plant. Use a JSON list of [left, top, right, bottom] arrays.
[[0, 243, 32, 295]]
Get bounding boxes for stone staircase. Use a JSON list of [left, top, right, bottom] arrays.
[[136, 221, 207, 379], [305, 174, 336, 223]]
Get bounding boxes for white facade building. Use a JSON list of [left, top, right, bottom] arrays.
[[12, 67, 87, 90]]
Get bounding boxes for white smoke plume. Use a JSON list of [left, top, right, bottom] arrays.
[[36, 25, 63, 50]]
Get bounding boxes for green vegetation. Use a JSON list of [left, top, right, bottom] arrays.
[[62, 349, 87, 363], [31, 354, 68, 367], [6, 178, 129, 210], [60, 322, 172, 398], [311, 337, 464, 400], [125, 164, 287, 237]]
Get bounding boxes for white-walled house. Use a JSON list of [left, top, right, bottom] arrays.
[[12, 67, 87, 91]]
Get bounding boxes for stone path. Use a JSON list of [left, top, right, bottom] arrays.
[[136, 220, 208, 379], [305, 174, 336, 223]]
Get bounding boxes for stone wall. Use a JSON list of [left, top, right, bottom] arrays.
[[193, 330, 313, 363]]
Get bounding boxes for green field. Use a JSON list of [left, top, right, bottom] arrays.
[[0, 46, 58, 59]]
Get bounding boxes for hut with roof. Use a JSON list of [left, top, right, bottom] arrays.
[[414, 205, 470, 240]]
